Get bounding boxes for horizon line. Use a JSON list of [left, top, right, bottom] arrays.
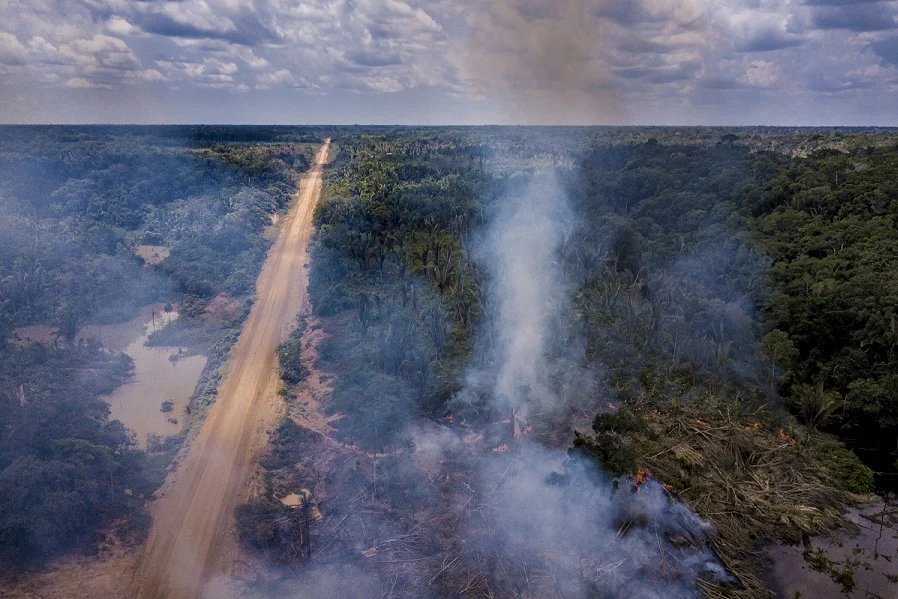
[[2, 123, 898, 129]]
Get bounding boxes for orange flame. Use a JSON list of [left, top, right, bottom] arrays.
[[513, 414, 532, 438], [695, 418, 709, 425], [493, 443, 509, 452], [634, 466, 650, 492], [777, 428, 795, 445]]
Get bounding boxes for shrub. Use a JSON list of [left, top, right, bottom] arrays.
[[818, 447, 874, 494]]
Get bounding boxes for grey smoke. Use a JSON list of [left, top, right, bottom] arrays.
[[480, 172, 576, 413], [461, 0, 627, 123], [433, 169, 731, 597], [237, 162, 732, 598]]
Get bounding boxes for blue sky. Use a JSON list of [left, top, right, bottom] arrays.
[[2, 0, 898, 125]]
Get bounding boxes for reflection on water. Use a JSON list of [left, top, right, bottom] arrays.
[[102, 308, 207, 447], [764, 501, 898, 598]]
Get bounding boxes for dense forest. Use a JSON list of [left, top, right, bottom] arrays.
[[249, 127, 898, 597], [306, 126, 898, 477], [3, 125, 898, 596], [0, 126, 319, 562]]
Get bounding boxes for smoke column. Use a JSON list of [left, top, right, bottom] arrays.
[[483, 172, 573, 411], [437, 171, 731, 598]]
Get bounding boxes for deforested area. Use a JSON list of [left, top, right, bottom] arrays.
[[235, 128, 898, 599], [3, 125, 898, 599], [0, 125, 322, 570]]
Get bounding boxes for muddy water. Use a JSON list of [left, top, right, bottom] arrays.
[[763, 501, 898, 598], [97, 307, 207, 447]]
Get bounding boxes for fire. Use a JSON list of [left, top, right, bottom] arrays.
[[444, 411, 454, 423], [777, 428, 795, 445], [513, 413, 532, 438], [607, 402, 616, 409], [493, 443, 509, 452], [436, 472, 450, 483], [634, 466, 651, 492], [744, 421, 761, 429], [635, 466, 650, 485], [695, 418, 709, 425]]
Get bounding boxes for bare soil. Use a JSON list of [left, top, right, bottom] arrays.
[[133, 140, 330, 599]]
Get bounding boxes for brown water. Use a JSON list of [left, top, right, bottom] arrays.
[[101, 308, 207, 447], [764, 501, 898, 598]]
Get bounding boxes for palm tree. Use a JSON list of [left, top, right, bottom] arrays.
[[791, 381, 840, 432]]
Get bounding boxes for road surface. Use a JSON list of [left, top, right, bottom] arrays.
[[135, 140, 330, 599]]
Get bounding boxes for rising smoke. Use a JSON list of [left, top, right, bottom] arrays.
[[430, 172, 731, 597], [238, 165, 733, 599], [462, 0, 626, 123]]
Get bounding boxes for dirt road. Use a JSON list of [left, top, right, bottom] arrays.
[[134, 140, 330, 599]]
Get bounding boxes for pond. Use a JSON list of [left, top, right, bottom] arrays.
[[90, 305, 207, 448], [763, 501, 898, 598]]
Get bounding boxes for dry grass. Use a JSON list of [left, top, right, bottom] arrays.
[[632, 402, 857, 598]]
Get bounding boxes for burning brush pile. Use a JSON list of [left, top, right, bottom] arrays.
[[410, 410, 735, 598], [575, 399, 860, 598]]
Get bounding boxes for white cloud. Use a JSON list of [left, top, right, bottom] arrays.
[[1, 0, 897, 122], [258, 68, 295, 86], [204, 58, 238, 75], [742, 59, 780, 88], [65, 76, 95, 88], [0, 32, 27, 65], [137, 68, 167, 81], [106, 17, 134, 36]]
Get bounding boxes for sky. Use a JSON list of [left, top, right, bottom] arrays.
[[1, 0, 898, 125]]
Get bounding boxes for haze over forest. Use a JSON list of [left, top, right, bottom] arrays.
[[2, 2, 898, 599]]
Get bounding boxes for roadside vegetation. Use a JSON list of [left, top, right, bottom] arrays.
[[0, 126, 321, 564]]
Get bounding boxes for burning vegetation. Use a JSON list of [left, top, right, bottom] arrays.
[[232, 129, 891, 599], [575, 400, 870, 598]]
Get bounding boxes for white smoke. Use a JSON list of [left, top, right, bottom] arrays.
[[484, 173, 573, 409], [436, 169, 731, 598]]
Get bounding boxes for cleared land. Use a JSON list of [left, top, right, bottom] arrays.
[[134, 140, 330, 599]]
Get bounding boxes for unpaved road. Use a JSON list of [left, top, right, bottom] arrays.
[[134, 140, 330, 599]]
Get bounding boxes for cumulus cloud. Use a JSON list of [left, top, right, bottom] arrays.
[[741, 59, 781, 88], [105, 17, 135, 37], [0, 32, 27, 65], [0, 0, 897, 123], [66, 76, 101, 88]]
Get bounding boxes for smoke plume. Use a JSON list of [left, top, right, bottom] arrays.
[[431, 171, 731, 597], [461, 0, 626, 123]]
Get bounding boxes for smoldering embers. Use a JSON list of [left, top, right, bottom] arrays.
[[451, 442, 729, 598]]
